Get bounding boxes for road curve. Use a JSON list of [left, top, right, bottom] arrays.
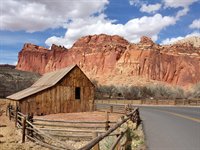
[[139, 106, 200, 150]]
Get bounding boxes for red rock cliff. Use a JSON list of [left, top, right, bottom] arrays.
[[16, 34, 200, 87]]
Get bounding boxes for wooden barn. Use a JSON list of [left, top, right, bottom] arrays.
[[7, 65, 95, 115]]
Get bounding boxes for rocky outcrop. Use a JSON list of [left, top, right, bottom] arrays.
[[16, 34, 200, 87], [0, 65, 40, 98], [174, 36, 200, 48]]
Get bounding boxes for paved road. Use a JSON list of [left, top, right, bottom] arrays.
[[139, 106, 200, 150]]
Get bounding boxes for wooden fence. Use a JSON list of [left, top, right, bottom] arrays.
[[95, 99, 200, 106], [7, 104, 141, 150], [94, 103, 126, 114], [79, 106, 141, 150], [7, 105, 74, 149], [32, 116, 117, 141]]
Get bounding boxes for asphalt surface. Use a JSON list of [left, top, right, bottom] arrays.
[[139, 106, 200, 150]]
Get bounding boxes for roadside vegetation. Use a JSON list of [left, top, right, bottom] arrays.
[[93, 80, 200, 100], [187, 82, 200, 99]]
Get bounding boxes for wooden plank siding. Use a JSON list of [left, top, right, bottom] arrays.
[[14, 66, 94, 115]]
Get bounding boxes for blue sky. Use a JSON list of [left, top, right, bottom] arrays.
[[0, 0, 200, 65]]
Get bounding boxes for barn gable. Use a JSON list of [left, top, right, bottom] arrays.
[[7, 65, 94, 100]]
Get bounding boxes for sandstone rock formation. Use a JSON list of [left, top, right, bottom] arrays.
[[16, 34, 200, 87], [174, 36, 200, 48]]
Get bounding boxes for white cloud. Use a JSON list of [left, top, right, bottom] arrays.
[[189, 19, 200, 29], [163, 0, 198, 8], [176, 7, 189, 19], [129, 0, 142, 6], [161, 32, 200, 45], [140, 3, 162, 14], [163, 0, 198, 20], [46, 14, 176, 48], [0, 0, 109, 32]]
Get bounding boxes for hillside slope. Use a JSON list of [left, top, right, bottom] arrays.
[[0, 65, 40, 98]]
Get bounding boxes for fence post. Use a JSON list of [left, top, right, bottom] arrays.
[[174, 100, 176, 105], [105, 111, 109, 131], [110, 106, 113, 113], [143, 100, 145, 104], [22, 117, 26, 143], [124, 105, 127, 114], [27, 113, 34, 137], [92, 132, 99, 150], [135, 109, 141, 129], [6, 105, 8, 116], [15, 107, 18, 127], [9, 106, 11, 121]]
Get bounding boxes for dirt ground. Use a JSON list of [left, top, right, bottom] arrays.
[[34, 111, 122, 122], [0, 99, 123, 150], [0, 99, 49, 150]]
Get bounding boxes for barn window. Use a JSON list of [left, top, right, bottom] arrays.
[[75, 87, 81, 100]]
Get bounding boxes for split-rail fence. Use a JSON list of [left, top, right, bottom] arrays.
[[6, 103, 141, 150]]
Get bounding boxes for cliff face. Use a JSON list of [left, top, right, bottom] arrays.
[[16, 34, 200, 87]]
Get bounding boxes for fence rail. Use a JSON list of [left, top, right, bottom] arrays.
[[7, 104, 141, 150], [95, 99, 200, 106]]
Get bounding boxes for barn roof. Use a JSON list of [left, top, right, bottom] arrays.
[[7, 65, 77, 100]]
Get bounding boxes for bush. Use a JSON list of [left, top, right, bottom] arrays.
[[94, 82, 186, 100], [188, 82, 200, 98], [142, 84, 185, 100], [172, 86, 185, 99], [94, 84, 119, 99], [118, 86, 142, 100], [193, 83, 200, 98]]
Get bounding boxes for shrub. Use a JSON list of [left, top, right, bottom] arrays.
[[95, 84, 119, 99], [189, 82, 200, 98], [193, 83, 200, 98], [94, 82, 187, 100], [117, 86, 142, 100], [172, 86, 185, 99], [142, 84, 185, 100]]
